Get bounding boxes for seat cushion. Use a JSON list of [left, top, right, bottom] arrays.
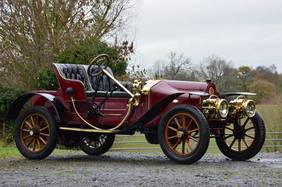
[[57, 64, 91, 91]]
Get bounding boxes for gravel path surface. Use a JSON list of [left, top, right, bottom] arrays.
[[0, 152, 281, 187]]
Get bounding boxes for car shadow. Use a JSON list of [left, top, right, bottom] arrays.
[[12, 152, 259, 168]]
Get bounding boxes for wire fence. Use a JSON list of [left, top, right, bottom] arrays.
[[111, 132, 282, 152]]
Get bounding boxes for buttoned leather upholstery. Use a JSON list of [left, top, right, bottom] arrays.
[[53, 63, 133, 98]]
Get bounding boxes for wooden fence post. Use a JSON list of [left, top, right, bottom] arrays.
[[2, 122, 5, 138], [0, 118, 5, 138]]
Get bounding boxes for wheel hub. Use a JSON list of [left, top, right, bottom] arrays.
[[233, 127, 244, 139], [30, 128, 40, 138], [177, 128, 188, 140]]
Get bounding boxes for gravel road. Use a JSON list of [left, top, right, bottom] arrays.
[[0, 152, 281, 187]]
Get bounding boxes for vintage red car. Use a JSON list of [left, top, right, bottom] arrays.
[[6, 54, 265, 164]]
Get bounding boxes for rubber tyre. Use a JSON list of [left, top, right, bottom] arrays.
[[15, 106, 58, 160], [215, 113, 266, 161], [80, 134, 115, 156], [145, 133, 159, 144], [158, 105, 210, 164]]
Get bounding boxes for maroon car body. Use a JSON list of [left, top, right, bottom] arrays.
[[7, 54, 266, 164]]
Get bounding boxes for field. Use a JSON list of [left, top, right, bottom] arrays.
[[112, 104, 282, 153], [257, 105, 282, 152], [0, 105, 281, 158]]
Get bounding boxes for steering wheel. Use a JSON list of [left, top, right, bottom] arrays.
[[87, 54, 110, 77]]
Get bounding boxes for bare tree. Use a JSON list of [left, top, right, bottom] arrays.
[[197, 55, 232, 82], [151, 60, 164, 79], [127, 64, 147, 82], [0, 0, 134, 89], [164, 52, 191, 80], [150, 52, 191, 80], [196, 55, 235, 91]]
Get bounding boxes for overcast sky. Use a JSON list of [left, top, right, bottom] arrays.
[[133, 0, 282, 72]]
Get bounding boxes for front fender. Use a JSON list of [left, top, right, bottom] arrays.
[[120, 92, 184, 133], [6, 92, 65, 123]]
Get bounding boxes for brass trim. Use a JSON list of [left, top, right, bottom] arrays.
[[102, 69, 134, 98], [67, 68, 143, 133], [108, 98, 133, 131], [202, 95, 229, 119], [142, 80, 160, 95], [71, 97, 102, 130], [101, 109, 127, 111], [229, 96, 256, 118], [60, 127, 117, 133], [103, 114, 123, 117], [71, 96, 133, 132], [142, 80, 160, 110]]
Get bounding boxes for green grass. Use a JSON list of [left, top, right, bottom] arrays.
[[0, 146, 80, 159], [257, 105, 282, 152], [0, 147, 19, 158]]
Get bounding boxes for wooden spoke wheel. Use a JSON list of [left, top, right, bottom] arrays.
[[80, 134, 115, 156], [15, 106, 57, 160], [216, 113, 265, 161], [20, 113, 50, 152], [159, 105, 209, 164], [164, 113, 200, 156]]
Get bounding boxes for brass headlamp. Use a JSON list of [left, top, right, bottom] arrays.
[[202, 95, 229, 119], [229, 96, 256, 118]]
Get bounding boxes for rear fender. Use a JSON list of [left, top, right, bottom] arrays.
[[6, 93, 65, 124]]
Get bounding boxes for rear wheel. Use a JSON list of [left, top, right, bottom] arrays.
[[80, 134, 115, 156], [15, 106, 58, 160], [158, 105, 210, 164], [216, 113, 266, 161]]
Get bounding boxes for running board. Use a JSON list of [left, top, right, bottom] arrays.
[[59, 127, 118, 134]]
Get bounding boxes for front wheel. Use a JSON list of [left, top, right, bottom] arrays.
[[15, 106, 58, 160], [216, 113, 266, 161], [80, 134, 115, 156], [158, 105, 210, 164]]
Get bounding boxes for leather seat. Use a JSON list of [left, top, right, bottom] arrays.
[[59, 64, 91, 91], [54, 63, 133, 98]]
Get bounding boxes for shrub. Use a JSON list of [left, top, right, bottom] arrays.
[[34, 68, 58, 90], [0, 86, 23, 119], [34, 38, 131, 89], [0, 86, 24, 143], [249, 79, 277, 103], [57, 38, 129, 76]]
